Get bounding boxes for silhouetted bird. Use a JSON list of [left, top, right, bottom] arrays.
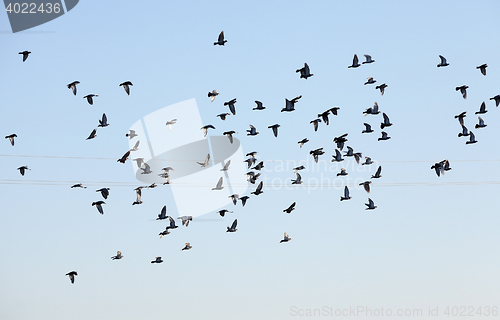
[[214, 31, 227, 45], [364, 77, 376, 85], [98, 113, 109, 127], [298, 138, 309, 148], [340, 186, 351, 201], [5, 134, 16, 146], [437, 55, 449, 67], [296, 63, 313, 79], [378, 131, 391, 141], [466, 131, 477, 144], [96, 188, 110, 199], [268, 124, 280, 137], [66, 271, 77, 284], [283, 202, 296, 213], [362, 123, 373, 133], [251, 181, 264, 195], [19, 51, 31, 62], [224, 98, 237, 115], [348, 54, 360, 68], [477, 64, 487, 76], [17, 166, 30, 176], [375, 83, 387, 95], [359, 181, 372, 193], [490, 95, 500, 107], [83, 94, 98, 105], [475, 102, 487, 114], [119, 81, 133, 95], [227, 219, 237, 232], [475, 117, 486, 129], [371, 166, 382, 179], [365, 198, 377, 210], [223, 131, 235, 143], [280, 233, 291, 243], [92, 201, 105, 214], [182, 243, 192, 251], [253, 101, 266, 110], [362, 54, 375, 64], [157, 206, 168, 220], [380, 113, 392, 129], [458, 125, 470, 137], [117, 150, 131, 163], [67, 81, 79, 95], [363, 102, 380, 115], [151, 257, 163, 263], [111, 251, 123, 260], [247, 125, 259, 136], [281, 96, 302, 112], [456, 85, 468, 99], [455, 111, 467, 126], [208, 90, 219, 102], [86, 129, 97, 140], [217, 113, 231, 120]]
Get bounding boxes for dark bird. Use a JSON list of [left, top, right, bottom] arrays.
[[475, 102, 487, 114], [218, 209, 233, 217], [246, 151, 258, 158], [378, 131, 391, 141], [443, 160, 451, 172], [268, 124, 280, 137], [66, 271, 77, 284], [293, 165, 305, 173], [296, 63, 313, 79], [362, 157, 374, 165], [251, 181, 264, 195], [477, 64, 487, 76], [159, 230, 170, 238], [466, 131, 477, 144], [229, 194, 239, 205], [283, 202, 296, 214], [380, 113, 392, 129], [151, 257, 163, 263], [431, 161, 443, 177], [119, 81, 133, 95], [223, 131, 235, 143], [317, 110, 331, 125], [19, 51, 31, 62], [208, 90, 219, 102], [375, 83, 388, 95], [247, 125, 259, 136], [362, 54, 375, 64], [329, 107, 340, 115], [214, 31, 227, 46], [252, 161, 264, 170], [490, 95, 500, 107], [371, 166, 382, 179], [437, 55, 449, 67], [96, 188, 110, 199], [458, 125, 470, 137], [298, 138, 309, 148], [117, 150, 131, 163], [280, 232, 291, 243], [17, 166, 30, 176], [348, 54, 360, 68], [246, 171, 261, 184], [224, 98, 237, 115], [340, 186, 351, 201], [157, 206, 168, 220], [455, 111, 466, 126], [333, 133, 348, 150], [239, 196, 250, 207], [217, 113, 231, 120], [331, 149, 344, 162], [475, 117, 487, 129], [71, 183, 86, 189], [363, 102, 380, 115], [364, 77, 376, 85], [182, 243, 192, 251], [253, 101, 266, 110], [281, 96, 302, 112], [92, 201, 105, 214], [309, 148, 325, 163], [132, 188, 142, 205], [83, 94, 98, 105], [291, 172, 302, 185], [5, 134, 17, 146], [86, 129, 97, 140], [67, 81, 79, 95], [310, 119, 321, 133], [359, 181, 372, 193], [362, 123, 373, 133], [166, 216, 178, 230], [126, 130, 137, 139], [98, 113, 109, 127], [456, 85, 468, 99], [226, 219, 237, 232], [201, 124, 216, 137], [365, 198, 377, 210], [337, 168, 348, 176], [111, 251, 123, 260], [244, 158, 256, 169]]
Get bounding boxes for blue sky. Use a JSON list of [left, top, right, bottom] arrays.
[[1, 1, 500, 319]]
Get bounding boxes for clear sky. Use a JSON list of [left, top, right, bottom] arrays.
[[1, 1, 500, 319]]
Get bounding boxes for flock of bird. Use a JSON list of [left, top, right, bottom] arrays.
[[12, 33, 497, 285]]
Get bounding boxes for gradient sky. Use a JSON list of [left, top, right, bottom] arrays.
[[1, 1, 500, 319]]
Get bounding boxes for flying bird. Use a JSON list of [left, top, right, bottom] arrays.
[[166, 216, 178, 230], [86, 129, 97, 140], [456, 85, 468, 99], [455, 111, 467, 126], [151, 257, 163, 263], [333, 133, 348, 150], [490, 95, 500, 107], [182, 243, 192, 251], [291, 172, 302, 185], [212, 177, 224, 190], [293, 165, 305, 173], [359, 181, 372, 193], [371, 166, 382, 179], [268, 124, 280, 137], [318, 110, 330, 125], [365, 198, 377, 210], [129, 140, 140, 152], [218, 209, 233, 217], [239, 196, 250, 206], [140, 163, 152, 174], [17, 166, 30, 176], [340, 186, 351, 201], [247, 125, 259, 136], [252, 161, 264, 171], [126, 130, 137, 139], [337, 168, 348, 176], [363, 54, 375, 64], [437, 55, 449, 67], [96, 188, 110, 199], [19, 50, 31, 62], [83, 94, 98, 105], [380, 113, 392, 129], [362, 123, 373, 133], [253, 101, 266, 110], [119, 81, 133, 95], [475, 102, 487, 114], [298, 138, 309, 148], [222, 131, 235, 144], [221, 160, 231, 171], [281, 96, 302, 112], [67, 81, 79, 95], [66, 271, 77, 284], [283, 202, 296, 214], [111, 251, 123, 260], [229, 194, 239, 205], [310, 119, 322, 131], [458, 125, 470, 137], [477, 64, 487, 76], [280, 233, 291, 243], [5, 134, 17, 146], [214, 31, 227, 46], [375, 83, 388, 95], [331, 149, 344, 162], [98, 113, 109, 127], [92, 201, 105, 214], [166, 119, 177, 131], [71, 183, 86, 189], [309, 148, 325, 163], [362, 157, 374, 165], [348, 54, 360, 68], [117, 150, 131, 163], [208, 90, 219, 102], [251, 181, 264, 195], [157, 206, 168, 220], [178, 216, 193, 227], [364, 77, 376, 85], [159, 230, 170, 238], [197, 154, 210, 167], [133, 158, 144, 169], [296, 63, 313, 79], [378, 131, 391, 141], [466, 131, 477, 144], [475, 117, 486, 129], [226, 219, 237, 232], [224, 98, 237, 115], [363, 102, 380, 115], [201, 124, 216, 137], [217, 113, 231, 120]]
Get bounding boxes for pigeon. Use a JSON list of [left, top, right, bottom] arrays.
[[437, 55, 449, 67], [490, 95, 500, 107], [132, 188, 143, 205], [111, 251, 123, 260], [458, 125, 470, 137], [214, 31, 227, 46], [19, 51, 31, 62], [197, 154, 210, 167], [431, 162, 444, 177], [126, 130, 137, 139], [182, 243, 192, 251], [466, 131, 477, 144], [359, 181, 372, 193], [475, 102, 487, 114], [129, 140, 140, 152], [456, 85, 468, 99], [67, 81, 80, 95], [363, 54, 375, 64], [455, 111, 467, 126], [371, 166, 382, 179], [178, 216, 193, 227], [253, 101, 266, 110], [340, 186, 351, 201], [117, 150, 131, 163], [212, 177, 224, 190], [246, 125, 259, 136], [239, 196, 250, 206], [229, 194, 239, 205], [348, 54, 360, 68], [221, 160, 231, 171], [310, 148, 325, 163], [140, 163, 152, 174], [380, 113, 392, 129], [246, 152, 258, 159], [331, 149, 344, 162], [83, 94, 98, 105], [5, 134, 17, 146], [148, 183, 157, 189], [337, 168, 348, 176], [66, 271, 77, 284], [166, 216, 178, 230], [157, 206, 168, 220], [475, 117, 487, 129], [293, 165, 305, 173], [365, 198, 377, 210], [318, 110, 330, 125], [166, 119, 177, 131], [17, 166, 30, 176], [443, 160, 451, 172], [362, 123, 373, 133], [280, 233, 291, 243], [298, 138, 309, 148], [119, 81, 133, 95], [217, 113, 231, 120], [291, 172, 302, 185], [477, 64, 487, 76], [375, 83, 388, 95], [159, 230, 170, 238], [378, 131, 391, 141], [281, 96, 302, 112], [218, 209, 233, 217], [208, 90, 219, 102], [226, 219, 237, 232], [133, 158, 145, 169], [362, 157, 373, 165], [86, 129, 97, 140], [246, 171, 261, 184], [283, 202, 296, 214], [268, 124, 280, 137], [333, 133, 348, 150], [201, 124, 216, 137], [251, 181, 264, 195], [151, 257, 163, 263], [96, 188, 110, 199], [296, 63, 313, 79], [224, 98, 237, 115], [343, 146, 356, 157], [329, 107, 340, 116], [71, 183, 87, 189], [252, 161, 264, 171], [92, 201, 105, 214], [310, 119, 322, 131], [364, 77, 376, 85], [363, 102, 380, 115], [98, 113, 109, 127], [244, 158, 256, 169]]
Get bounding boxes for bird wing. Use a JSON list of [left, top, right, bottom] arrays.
[[353, 54, 358, 65], [160, 205, 166, 218], [231, 219, 237, 229], [218, 31, 224, 42], [439, 55, 447, 64], [133, 140, 140, 150], [216, 177, 223, 189], [344, 186, 349, 198], [382, 113, 390, 124]]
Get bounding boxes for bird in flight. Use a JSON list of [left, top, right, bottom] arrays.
[[475, 117, 487, 129], [371, 166, 382, 179], [71, 183, 87, 189], [92, 201, 105, 214], [223, 131, 235, 144], [477, 64, 487, 76], [340, 186, 351, 201], [359, 181, 372, 193], [86, 129, 97, 140], [348, 54, 360, 68], [96, 188, 110, 199], [226, 219, 237, 232], [375, 83, 388, 95], [362, 54, 375, 64], [67, 81, 80, 95], [119, 81, 133, 95], [208, 90, 219, 102], [217, 113, 231, 121], [296, 63, 313, 79], [212, 177, 224, 190], [380, 113, 393, 129], [214, 31, 227, 46], [66, 271, 77, 284], [221, 160, 231, 171], [98, 113, 109, 127], [362, 123, 373, 133], [378, 131, 391, 141], [182, 243, 192, 251], [283, 202, 296, 214], [298, 138, 309, 148], [132, 188, 143, 205], [117, 150, 131, 164], [251, 181, 264, 195], [490, 95, 500, 107], [363, 102, 380, 115], [224, 98, 237, 115], [268, 124, 280, 137], [475, 102, 487, 114], [310, 118, 322, 131], [364, 77, 376, 85], [282, 96, 302, 112], [280, 233, 291, 243], [337, 168, 348, 176], [83, 94, 98, 105], [456, 85, 468, 99], [5, 134, 17, 146], [437, 55, 449, 67], [157, 206, 168, 220], [291, 172, 302, 185], [197, 154, 210, 167], [126, 130, 137, 139], [178, 216, 193, 227], [218, 209, 233, 217], [151, 257, 163, 263], [111, 251, 123, 260], [253, 101, 266, 110], [19, 50, 31, 62], [201, 124, 216, 137], [247, 125, 259, 136], [17, 166, 30, 176], [365, 198, 377, 210], [466, 131, 477, 144]]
